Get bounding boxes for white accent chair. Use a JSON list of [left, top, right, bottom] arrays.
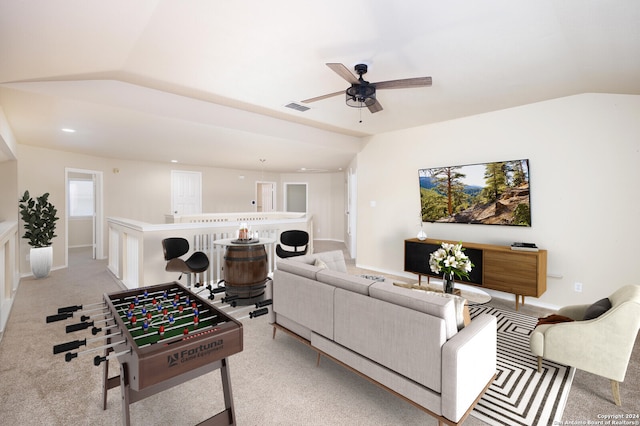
[[530, 285, 640, 406]]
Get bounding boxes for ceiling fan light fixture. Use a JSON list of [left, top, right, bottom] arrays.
[[345, 84, 376, 108]]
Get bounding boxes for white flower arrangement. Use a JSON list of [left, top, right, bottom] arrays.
[[428, 242, 473, 280]]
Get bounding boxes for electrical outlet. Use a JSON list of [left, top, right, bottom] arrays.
[[574, 282, 583, 292]]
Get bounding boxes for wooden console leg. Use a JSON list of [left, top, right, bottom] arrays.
[[611, 380, 622, 406], [272, 326, 277, 339], [537, 356, 542, 373], [515, 294, 525, 310]]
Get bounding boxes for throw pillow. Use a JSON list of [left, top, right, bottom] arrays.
[[536, 314, 574, 327], [314, 258, 328, 269], [583, 297, 612, 320]]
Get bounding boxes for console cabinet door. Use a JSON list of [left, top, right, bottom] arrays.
[[483, 250, 539, 297]]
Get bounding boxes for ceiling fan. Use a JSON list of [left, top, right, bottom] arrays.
[[302, 63, 432, 113]]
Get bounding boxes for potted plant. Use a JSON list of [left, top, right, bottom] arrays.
[[18, 190, 59, 278]]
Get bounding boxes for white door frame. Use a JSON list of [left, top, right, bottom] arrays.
[[347, 168, 357, 259], [65, 168, 104, 263]]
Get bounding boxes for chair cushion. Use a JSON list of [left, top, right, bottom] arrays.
[[583, 297, 612, 320]]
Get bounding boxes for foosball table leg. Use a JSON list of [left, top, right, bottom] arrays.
[[102, 351, 109, 410], [220, 358, 236, 425], [120, 363, 132, 426]]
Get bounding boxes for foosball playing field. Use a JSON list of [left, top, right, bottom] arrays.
[[108, 284, 221, 347]]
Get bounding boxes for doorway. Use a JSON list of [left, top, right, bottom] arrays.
[[256, 181, 276, 212], [65, 168, 104, 264], [284, 183, 307, 213]]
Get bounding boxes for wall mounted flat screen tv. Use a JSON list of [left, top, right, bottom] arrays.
[[418, 159, 531, 226]]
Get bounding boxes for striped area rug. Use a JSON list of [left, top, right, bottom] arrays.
[[469, 305, 575, 426]]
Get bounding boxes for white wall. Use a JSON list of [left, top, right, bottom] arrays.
[[16, 145, 345, 273], [280, 171, 345, 241], [356, 93, 640, 308]]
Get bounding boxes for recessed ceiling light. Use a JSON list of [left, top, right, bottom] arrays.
[[170, 160, 178, 163], [61, 128, 76, 133]]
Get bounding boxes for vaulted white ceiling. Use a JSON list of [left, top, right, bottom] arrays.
[[1, 0, 639, 171]]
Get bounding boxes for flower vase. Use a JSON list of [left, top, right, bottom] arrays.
[[443, 272, 455, 294]]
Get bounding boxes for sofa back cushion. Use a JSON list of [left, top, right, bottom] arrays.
[[333, 288, 446, 392], [289, 250, 348, 273], [369, 281, 458, 339], [316, 269, 372, 295], [276, 258, 322, 280]]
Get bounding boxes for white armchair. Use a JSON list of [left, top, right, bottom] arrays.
[[530, 285, 640, 406]]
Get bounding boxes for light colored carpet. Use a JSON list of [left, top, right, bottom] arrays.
[[0, 245, 638, 425]]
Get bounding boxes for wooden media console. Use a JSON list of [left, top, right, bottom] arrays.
[[404, 238, 547, 310]]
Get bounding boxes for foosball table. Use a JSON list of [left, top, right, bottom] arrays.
[[48, 282, 246, 425]]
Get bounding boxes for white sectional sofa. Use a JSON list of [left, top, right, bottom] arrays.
[[267, 250, 497, 425]]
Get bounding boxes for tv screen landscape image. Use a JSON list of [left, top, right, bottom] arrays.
[[418, 159, 531, 226]]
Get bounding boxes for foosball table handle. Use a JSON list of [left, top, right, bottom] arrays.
[[249, 308, 269, 318], [93, 355, 107, 366], [53, 339, 87, 354], [66, 321, 94, 333], [46, 312, 73, 323], [255, 299, 273, 308], [221, 295, 238, 305], [65, 352, 78, 362], [58, 305, 83, 314], [211, 286, 226, 294]]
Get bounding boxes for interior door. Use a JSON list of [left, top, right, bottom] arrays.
[[256, 182, 276, 212], [171, 171, 202, 215]]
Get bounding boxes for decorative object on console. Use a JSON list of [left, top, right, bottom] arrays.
[[418, 158, 531, 226], [416, 220, 427, 240], [428, 242, 473, 294], [511, 242, 539, 252]]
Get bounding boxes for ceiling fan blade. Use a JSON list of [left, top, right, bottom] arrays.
[[326, 63, 359, 84], [374, 76, 432, 90], [367, 99, 383, 113], [301, 90, 344, 104]]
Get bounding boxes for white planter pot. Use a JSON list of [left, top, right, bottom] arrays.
[[30, 246, 53, 278]]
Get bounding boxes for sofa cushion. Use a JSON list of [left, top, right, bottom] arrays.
[[333, 288, 446, 392], [290, 250, 348, 273], [316, 269, 373, 295], [583, 297, 612, 320], [272, 269, 335, 339], [369, 281, 458, 339]]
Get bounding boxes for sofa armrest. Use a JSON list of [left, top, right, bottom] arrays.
[[441, 314, 497, 423]]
